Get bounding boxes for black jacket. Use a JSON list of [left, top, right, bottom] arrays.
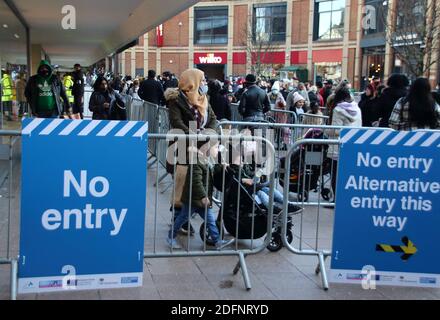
[[376, 87, 407, 127], [89, 90, 126, 120], [72, 70, 84, 96], [25, 74, 70, 116], [358, 93, 378, 127], [138, 78, 165, 105], [238, 85, 271, 121], [209, 93, 232, 121]]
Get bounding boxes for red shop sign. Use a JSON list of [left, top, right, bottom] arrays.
[[194, 52, 227, 64], [156, 25, 164, 47]]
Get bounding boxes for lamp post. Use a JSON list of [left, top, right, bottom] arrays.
[[178, 22, 183, 74]]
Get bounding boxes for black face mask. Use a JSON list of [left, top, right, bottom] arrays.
[[39, 68, 50, 77]]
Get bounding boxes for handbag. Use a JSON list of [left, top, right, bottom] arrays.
[[110, 99, 127, 120], [171, 165, 188, 208]]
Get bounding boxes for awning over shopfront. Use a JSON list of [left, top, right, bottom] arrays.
[[9, 0, 199, 67]]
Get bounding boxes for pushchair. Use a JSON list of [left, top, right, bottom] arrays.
[[199, 164, 294, 252], [279, 128, 333, 202]]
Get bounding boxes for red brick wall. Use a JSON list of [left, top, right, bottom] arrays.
[[136, 52, 144, 69], [161, 52, 188, 76], [148, 52, 156, 72], [349, 0, 359, 41], [148, 30, 156, 47], [163, 11, 189, 47], [347, 48, 357, 85], [233, 64, 247, 76], [234, 4, 248, 47], [125, 53, 131, 76], [292, 0, 309, 44]]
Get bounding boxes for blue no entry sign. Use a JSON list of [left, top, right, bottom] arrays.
[[18, 119, 148, 294], [330, 129, 440, 288]]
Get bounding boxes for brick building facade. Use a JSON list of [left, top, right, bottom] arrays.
[[116, 0, 438, 90]]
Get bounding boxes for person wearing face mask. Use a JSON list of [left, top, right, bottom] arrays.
[[25, 60, 71, 118], [165, 69, 218, 237], [268, 81, 285, 108]]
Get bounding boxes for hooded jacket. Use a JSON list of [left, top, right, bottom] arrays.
[[327, 101, 363, 160], [25, 60, 70, 116]]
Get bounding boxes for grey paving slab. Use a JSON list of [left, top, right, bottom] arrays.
[[376, 286, 440, 300], [151, 274, 219, 300], [36, 290, 101, 300], [145, 257, 202, 276], [207, 272, 277, 300]]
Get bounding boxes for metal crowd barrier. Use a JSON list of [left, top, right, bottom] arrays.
[[0, 130, 21, 300], [0, 131, 278, 298], [278, 127, 396, 291], [145, 133, 277, 291], [230, 103, 243, 122]]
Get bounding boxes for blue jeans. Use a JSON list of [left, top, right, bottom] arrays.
[[256, 187, 284, 208], [169, 203, 220, 242]]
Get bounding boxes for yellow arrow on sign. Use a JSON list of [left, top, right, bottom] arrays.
[[376, 237, 417, 261]]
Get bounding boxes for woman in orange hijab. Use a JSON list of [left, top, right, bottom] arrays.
[[165, 68, 217, 133]]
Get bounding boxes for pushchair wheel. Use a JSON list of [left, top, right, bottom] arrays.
[[286, 229, 293, 245], [199, 222, 225, 246], [266, 232, 283, 252], [321, 188, 333, 201], [297, 190, 309, 203]]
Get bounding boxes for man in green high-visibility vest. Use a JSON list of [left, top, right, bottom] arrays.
[[1, 70, 14, 121], [25, 60, 71, 118]]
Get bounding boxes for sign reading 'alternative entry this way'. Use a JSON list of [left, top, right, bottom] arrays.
[[18, 119, 148, 294], [330, 129, 440, 288]]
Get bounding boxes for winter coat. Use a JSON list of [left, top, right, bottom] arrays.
[[165, 87, 217, 134], [89, 90, 126, 120], [358, 93, 378, 127], [181, 160, 223, 208], [375, 87, 407, 127], [209, 93, 232, 121], [238, 85, 271, 121], [25, 70, 70, 116], [138, 78, 165, 105], [327, 101, 363, 160]]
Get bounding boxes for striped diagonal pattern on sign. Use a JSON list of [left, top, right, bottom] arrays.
[[78, 120, 102, 136], [133, 122, 149, 138], [97, 121, 119, 137], [403, 132, 426, 146], [371, 131, 392, 145], [421, 132, 440, 147], [387, 131, 409, 146], [59, 120, 82, 136], [22, 118, 45, 135], [39, 119, 64, 135], [354, 129, 376, 144], [340, 129, 360, 143], [115, 122, 138, 137]]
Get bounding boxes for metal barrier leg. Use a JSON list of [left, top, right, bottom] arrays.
[[236, 252, 251, 291], [317, 253, 329, 291], [154, 172, 168, 187], [147, 158, 157, 169], [10, 259, 18, 300]]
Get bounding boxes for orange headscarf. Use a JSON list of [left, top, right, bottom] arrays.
[[178, 68, 208, 118]]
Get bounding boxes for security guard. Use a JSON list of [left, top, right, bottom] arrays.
[[1, 70, 14, 121], [63, 73, 74, 108]]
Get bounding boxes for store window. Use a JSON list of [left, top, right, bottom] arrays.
[[314, 0, 345, 40], [1, 0, 29, 127], [253, 3, 287, 43], [363, 0, 387, 36], [194, 7, 228, 45]]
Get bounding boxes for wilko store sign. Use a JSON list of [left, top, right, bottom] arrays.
[[156, 25, 164, 47], [194, 53, 227, 64]]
